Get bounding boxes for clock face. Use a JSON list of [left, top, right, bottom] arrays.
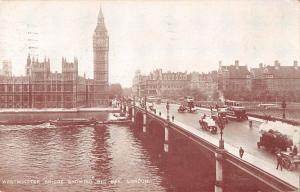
[[96, 39, 106, 46]]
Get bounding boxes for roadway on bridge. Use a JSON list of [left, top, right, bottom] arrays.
[[145, 102, 299, 188]]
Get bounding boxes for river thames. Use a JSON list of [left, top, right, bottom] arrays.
[[0, 112, 216, 192]]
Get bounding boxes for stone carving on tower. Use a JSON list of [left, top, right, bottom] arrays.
[[93, 6, 109, 106]]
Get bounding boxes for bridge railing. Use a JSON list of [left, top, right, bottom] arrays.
[[134, 105, 299, 191]]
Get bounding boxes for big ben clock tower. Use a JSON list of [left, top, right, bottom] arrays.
[[93, 6, 109, 106]]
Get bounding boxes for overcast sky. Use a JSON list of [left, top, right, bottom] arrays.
[[0, 0, 299, 87]]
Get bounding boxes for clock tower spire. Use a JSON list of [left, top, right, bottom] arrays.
[[93, 5, 109, 106]]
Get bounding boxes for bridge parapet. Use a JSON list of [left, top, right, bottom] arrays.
[[133, 105, 299, 192]]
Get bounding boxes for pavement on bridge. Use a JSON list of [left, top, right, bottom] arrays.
[[144, 102, 299, 189]]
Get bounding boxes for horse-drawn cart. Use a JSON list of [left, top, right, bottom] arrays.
[[279, 151, 300, 171]]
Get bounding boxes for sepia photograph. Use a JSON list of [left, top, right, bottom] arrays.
[[0, 0, 299, 191]]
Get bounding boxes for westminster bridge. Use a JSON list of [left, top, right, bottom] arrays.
[[119, 100, 299, 192]]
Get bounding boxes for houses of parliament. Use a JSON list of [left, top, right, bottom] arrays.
[[0, 8, 109, 108]]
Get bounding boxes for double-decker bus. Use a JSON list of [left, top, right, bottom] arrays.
[[224, 100, 241, 107], [224, 100, 248, 121], [147, 96, 161, 104]]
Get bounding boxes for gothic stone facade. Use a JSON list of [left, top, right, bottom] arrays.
[[0, 7, 109, 108], [93, 7, 109, 106], [0, 56, 91, 108]]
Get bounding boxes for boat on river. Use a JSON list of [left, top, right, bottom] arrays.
[[49, 118, 97, 126], [112, 112, 129, 120], [0, 120, 46, 126]]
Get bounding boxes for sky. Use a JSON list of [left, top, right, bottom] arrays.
[[0, 0, 299, 87]]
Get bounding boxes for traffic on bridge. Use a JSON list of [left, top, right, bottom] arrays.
[[128, 96, 300, 191]]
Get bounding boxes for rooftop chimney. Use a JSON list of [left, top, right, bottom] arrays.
[[293, 60, 298, 66], [234, 60, 239, 70], [274, 60, 280, 70], [294, 60, 298, 69], [235, 60, 239, 66]]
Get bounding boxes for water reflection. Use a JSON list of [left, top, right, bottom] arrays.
[[0, 112, 217, 192], [133, 125, 215, 192]]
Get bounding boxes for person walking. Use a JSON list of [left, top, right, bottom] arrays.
[[249, 120, 253, 128], [292, 145, 298, 156], [239, 147, 244, 158], [276, 154, 283, 171], [171, 115, 174, 122]]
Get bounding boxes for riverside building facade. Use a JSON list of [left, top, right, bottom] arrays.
[[133, 60, 300, 101], [0, 7, 109, 108]]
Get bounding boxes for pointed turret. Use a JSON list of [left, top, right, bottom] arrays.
[[95, 5, 107, 33], [97, 5, 104, 25], [27, 54, 31, 66]]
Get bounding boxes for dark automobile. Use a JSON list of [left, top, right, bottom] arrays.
[[257, 129, 293, 154]]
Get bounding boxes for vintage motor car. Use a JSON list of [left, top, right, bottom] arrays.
[[199, 116, 218, 134]]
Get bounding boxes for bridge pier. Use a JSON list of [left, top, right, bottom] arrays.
[[215, 149, 225, 192], [131, 107, 135, 122], [123, 104, 127, 114], [143, 112, 147, 133], [164, 122, 169, 152], [120, 102, 123, 111]]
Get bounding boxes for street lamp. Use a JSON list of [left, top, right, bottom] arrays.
[[166, 101, 170, 121], [133, 96, 135, 107], [144, 96, 147, 111], [281, 99, 286, 119], [217, 112, 225, 149]]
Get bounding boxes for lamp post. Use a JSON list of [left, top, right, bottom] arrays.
[[123, 97, 126, 113], [144, 96, 147, 111], [281, 99, 286, 119], [166, 101, 170, 121], [215, 105, 225, 192], [131, 96, 135, 123], [127, 98, 132, 116], [133, 96, 135, 107], [217, 112, 225, 149]]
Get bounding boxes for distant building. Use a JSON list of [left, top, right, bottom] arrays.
[[133, 60, 300, 101], [0, 56, 88, 108], [0, 7, 110, 108], [132, 69, 189, 98], [0, 60, 12, 77], [218, 60, 251, 97], [251, 60, 300, 100], [188, 71, 218, 98], [132, 70, 146, 97]]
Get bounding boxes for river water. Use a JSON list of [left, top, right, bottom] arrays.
[[0, 112, 215, 192]]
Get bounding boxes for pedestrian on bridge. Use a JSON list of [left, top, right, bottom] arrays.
[[276, 154, 283, 171], [239, 147, 244, 158], [249, 120, 253, 128], [172, 115, 174, 122]]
